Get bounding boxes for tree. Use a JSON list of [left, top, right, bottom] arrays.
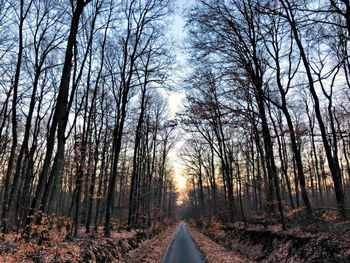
[[25, 0, 92, 229], [187, 0, 286, 228], [275, 0, 345, 215], [104, 0, 172, 236], [2, 0, 33, 233]]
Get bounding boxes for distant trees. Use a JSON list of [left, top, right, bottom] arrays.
[[0, 0, 177, 237], [181, 0, 350, 224], [103, 0, 173, 236]]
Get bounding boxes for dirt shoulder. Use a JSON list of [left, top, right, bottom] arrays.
[[186, 224, 252, 263], [124, 223, 178, 263], [0, 222, 179, 263], [188, 212, 350, 263]]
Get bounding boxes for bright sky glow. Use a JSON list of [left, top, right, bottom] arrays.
[[166, 0, 192, 191]]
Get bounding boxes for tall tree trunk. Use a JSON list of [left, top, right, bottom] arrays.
[[280, 0, 344, 215], [268, 107, 295, 210], [255, 85, 286, 229], [25, 0, 91, 228], [128, 53, 150, 227], [2, 0, 33, 232]]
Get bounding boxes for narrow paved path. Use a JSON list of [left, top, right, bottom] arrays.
[[163, 222, 205, 263]]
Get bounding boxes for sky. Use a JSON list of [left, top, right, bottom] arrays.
[[165, 0, 193, 191]]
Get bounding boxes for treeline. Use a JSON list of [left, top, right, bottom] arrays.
[[0, 0, 177, 237], [180, 0, 350, 228]]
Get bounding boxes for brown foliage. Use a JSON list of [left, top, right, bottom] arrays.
[[0, 213, 82, 262], [187, 224, 250, 263]]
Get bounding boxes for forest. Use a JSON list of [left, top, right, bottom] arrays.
[[0, 0, 350, 262]]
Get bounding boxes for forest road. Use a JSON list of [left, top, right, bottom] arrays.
[[163, 222, 205, 263]]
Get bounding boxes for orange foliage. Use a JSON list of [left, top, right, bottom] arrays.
[[0, 213, 82, 262], [322, 209, 340, 222], [285, 207, 304, 217], [207, 216, 225, 239]]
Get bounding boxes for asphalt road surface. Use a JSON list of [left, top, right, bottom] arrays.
[[163, 222, 205, 263]]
